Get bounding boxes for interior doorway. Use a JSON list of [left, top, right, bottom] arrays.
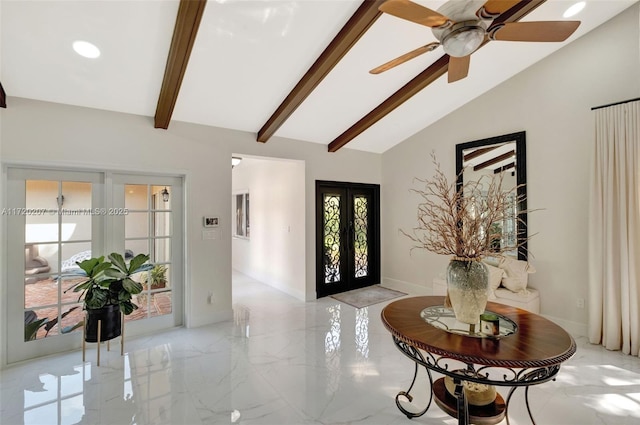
[[231, 155, 306, 301], [315, 181, 380, 298]]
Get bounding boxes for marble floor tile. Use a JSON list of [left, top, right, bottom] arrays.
[[1, 271, 639, 425]]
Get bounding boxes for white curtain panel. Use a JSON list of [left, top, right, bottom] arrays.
[[588, 100, 640, 356]]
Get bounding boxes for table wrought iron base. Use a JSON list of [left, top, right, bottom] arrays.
[[392, 335, 559, 425]]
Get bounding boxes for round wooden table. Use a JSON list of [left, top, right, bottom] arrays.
[[381, 296, 576, 425]]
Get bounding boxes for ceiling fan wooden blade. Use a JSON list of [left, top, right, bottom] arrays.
[[448, 55, 470, 83], [379, 0, 450, 28], [481, 0, 521, 16], [491, 21, 580, 42], [370, 43, 439, 74]]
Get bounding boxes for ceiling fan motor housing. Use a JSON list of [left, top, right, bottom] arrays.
[[437, 21, 487, 57]]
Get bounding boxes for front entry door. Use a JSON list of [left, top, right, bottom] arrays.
[[316, 181, 380, 298]]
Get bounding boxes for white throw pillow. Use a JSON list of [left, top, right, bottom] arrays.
[[498, 256, 535, 294], [483, 263, 505, 300]]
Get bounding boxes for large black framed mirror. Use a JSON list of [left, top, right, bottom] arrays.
[[455, 131, 527, 260]]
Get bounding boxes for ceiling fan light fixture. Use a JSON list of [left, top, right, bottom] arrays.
[[441, 24, 485, 57], [563, 2, 586, 18]]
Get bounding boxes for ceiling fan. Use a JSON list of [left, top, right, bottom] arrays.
[[370, 0, 581, 82]]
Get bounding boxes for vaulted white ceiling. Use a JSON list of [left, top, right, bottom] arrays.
[[1, 0, 637, 153]]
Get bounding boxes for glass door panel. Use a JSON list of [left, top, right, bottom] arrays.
[[7, 168, 104, 364], [125, 212, 150, 238], [60, 181, 93, 242], [323, 193, 342, 285], [125, 239, 149, 259], [353, 195, 369, 279], [115, 177, 182, 332], [25, 180, 59, 243], [124, 184, 148, 209], [23, 181, 95, 342], [150, 291, 172, 318], [153, 212, 171, 237], [153, 239, 171, 263]]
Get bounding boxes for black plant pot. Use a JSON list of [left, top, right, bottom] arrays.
[[85, 304, 122, 343]]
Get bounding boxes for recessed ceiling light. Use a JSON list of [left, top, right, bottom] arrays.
[[72, 40, 100, 59], [563, 2, 586, 18]]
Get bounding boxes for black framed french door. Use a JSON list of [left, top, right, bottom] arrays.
[[316, 181, 380, 298]]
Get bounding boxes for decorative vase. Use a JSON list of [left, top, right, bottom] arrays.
[[85, 304, 122, 342], [446, 258, 489, 325]]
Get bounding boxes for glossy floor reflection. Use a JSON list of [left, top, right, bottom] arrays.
[[1, 271, 639, 424]]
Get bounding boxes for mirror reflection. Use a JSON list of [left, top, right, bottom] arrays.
[[456, 131, 527, 260]]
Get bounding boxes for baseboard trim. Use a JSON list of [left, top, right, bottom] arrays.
[[540, 314, 587, 338], [381, 277, 431, 296], [189, 309, 233, 328]]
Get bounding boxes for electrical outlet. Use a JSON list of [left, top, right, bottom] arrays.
[[576, 298, 585, 309]]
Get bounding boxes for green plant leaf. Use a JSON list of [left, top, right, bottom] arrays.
[[108, 252, 127, 273], [25, 318, 48, 341], [92, 260, 113, 276], [129, 253, 151, 274], [122, 277, 143, 294], [85, 288, 108, 309], [77, 256, 104, 276], [120, 301, 137, 315], [102, 268, 126, 280], [72, 279, 92, 292]]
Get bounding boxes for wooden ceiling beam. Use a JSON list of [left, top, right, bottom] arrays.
[[328, 55, 450, 152], [474, 150, 515, 171], [494, 162, 516, 174], [257, 0, 386, 143], [463, 145, 500, 162], [154, 0, 207, 129], [328, 0, 547, 152]]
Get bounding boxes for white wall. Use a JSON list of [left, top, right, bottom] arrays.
[[382, 4, 640, 336], [0, 98, 381, 366], [231, 156, 306, 300], [0, 0, 4, 370]]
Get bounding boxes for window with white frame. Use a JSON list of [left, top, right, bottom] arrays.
[[234, 192, 250, 238]]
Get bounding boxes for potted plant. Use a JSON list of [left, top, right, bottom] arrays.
[[142, 264, 168, 289], [67, 252, 152, 342], [401, 154, 528, 324]]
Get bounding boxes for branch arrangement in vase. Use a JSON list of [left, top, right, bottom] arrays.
[[401, 153, 530, 260]]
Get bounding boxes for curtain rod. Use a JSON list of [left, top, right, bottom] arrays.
[[591, 97, 640, 111]]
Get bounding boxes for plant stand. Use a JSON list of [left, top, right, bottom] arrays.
[[82, 312, 125, 366]]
